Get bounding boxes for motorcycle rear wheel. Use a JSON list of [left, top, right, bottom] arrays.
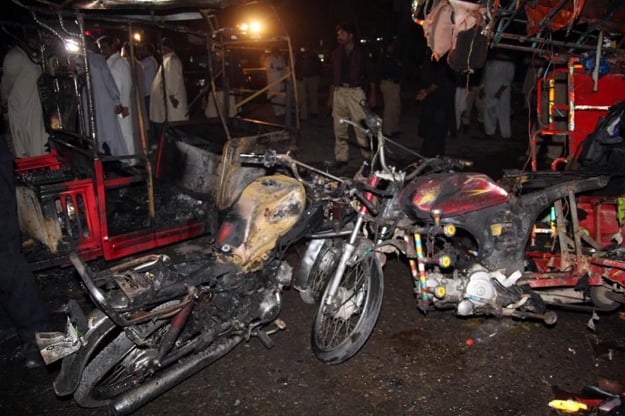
[[73, 331, 139, 408], [311, 250, 383, 364]]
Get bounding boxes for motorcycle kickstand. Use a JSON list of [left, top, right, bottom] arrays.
[[251, 319, 287, 349]]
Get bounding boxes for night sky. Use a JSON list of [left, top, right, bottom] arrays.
[[219, 0, 422, 47], [2, 0, 428, 74]]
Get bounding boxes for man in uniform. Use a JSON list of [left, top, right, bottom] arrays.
[[327, 21, 377, 171]]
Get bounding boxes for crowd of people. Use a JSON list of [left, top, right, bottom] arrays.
[[1, 33, 190, 163], [1, 23, 524, 171]]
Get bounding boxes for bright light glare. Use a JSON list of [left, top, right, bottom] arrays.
[[65, 39, 80, 53], [239, 20, 262, 34], [133, 32, 142, 42]]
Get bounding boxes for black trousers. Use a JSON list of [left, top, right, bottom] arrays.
[[419, 106, 449, 157], [0, 142, 49, 345]]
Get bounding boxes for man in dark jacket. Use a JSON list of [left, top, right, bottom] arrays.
[[416, 52, 456, 157], [0, 120, 49, 368], [326, 21, 377, 170]]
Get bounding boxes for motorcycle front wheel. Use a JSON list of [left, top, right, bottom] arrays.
[[311, 249, 383, 364]]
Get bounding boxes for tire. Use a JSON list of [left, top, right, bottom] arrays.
[[73, 331, 138, 408], [298, 239, 341, 304], [591, 247, 625, 311], [590, 286, 621, 311], [311, 248, 384, 364]]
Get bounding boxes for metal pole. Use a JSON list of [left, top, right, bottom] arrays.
[[77, 14, 98, 154], [128, 21, 155, 218]]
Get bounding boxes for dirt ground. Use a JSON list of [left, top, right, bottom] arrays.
[[1, 89, 625, 415]]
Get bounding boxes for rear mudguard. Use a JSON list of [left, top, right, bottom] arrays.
[[53, 308, 115, 397]]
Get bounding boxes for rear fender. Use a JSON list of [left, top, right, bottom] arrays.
[[52, 308, 116, 397]]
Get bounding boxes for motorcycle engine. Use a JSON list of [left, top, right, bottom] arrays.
[[257, 261, 292, 323], [456, 265, 498, 316], [425, 264, 499, 316]]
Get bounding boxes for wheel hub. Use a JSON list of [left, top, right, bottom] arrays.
[[332, 286, 364, 320]]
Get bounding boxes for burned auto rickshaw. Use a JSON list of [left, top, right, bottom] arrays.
[[6, 1, 300, 270]]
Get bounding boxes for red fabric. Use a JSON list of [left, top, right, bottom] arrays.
[[525, 0, 586, 36]]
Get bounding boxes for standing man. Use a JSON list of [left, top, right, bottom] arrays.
[[416, 52, 456, 157], [0, 118, 49, 368], [263, 47, 287, 118], [482, 51, 515, 139], [98, 36, 135, 159], [83, 37, 126, 156], [379, 37, 402, 138], [139, 43, 158, 114], [327, 21, 377, 170], [1, 32, 48, 158], [150, 37, 188, 138]]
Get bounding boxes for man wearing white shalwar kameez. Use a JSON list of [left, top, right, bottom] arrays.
[[98, 37, 135, 159], [263, 49, 286, 117], [482, 54, 515, 139], [149, 38, 188, 124], [83, 49, 125, 156], [1, 37, 48, 158]]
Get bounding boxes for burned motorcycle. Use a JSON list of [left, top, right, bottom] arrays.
[[35, 163, 341, 414], [296, 101, 625, 365]]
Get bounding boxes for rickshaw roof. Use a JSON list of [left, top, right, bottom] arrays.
[[11, 0, 260, 13]]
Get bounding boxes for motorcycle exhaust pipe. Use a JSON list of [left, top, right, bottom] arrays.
[[111, 334, 244, 415], [504, 309, 558, 325]]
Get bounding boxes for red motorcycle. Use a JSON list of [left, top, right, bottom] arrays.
[[296, 102, 625, 365]]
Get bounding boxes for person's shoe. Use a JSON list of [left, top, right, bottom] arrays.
[[23, 342, 45, 369]]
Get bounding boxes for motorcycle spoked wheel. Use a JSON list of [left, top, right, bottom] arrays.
[[73, 324, 243, 409], [311, 246, 384, 365], [73, 301, 177, 408], [73, 330, 141, 408], [299, 239, 342, 304]]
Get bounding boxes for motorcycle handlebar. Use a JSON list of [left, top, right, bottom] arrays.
[[338, 100, 382, 136], [239, 151, 346, 185], [240, 150, 278, 168], [359, 99, 383, 131], [405, 156, 474, 181]]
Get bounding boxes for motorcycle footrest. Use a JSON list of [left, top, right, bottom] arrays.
[[35, 317, 82, 365]]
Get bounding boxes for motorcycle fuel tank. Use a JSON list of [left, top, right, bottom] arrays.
[[215, 174, 306, 270], [399, 172, 510, 220]]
